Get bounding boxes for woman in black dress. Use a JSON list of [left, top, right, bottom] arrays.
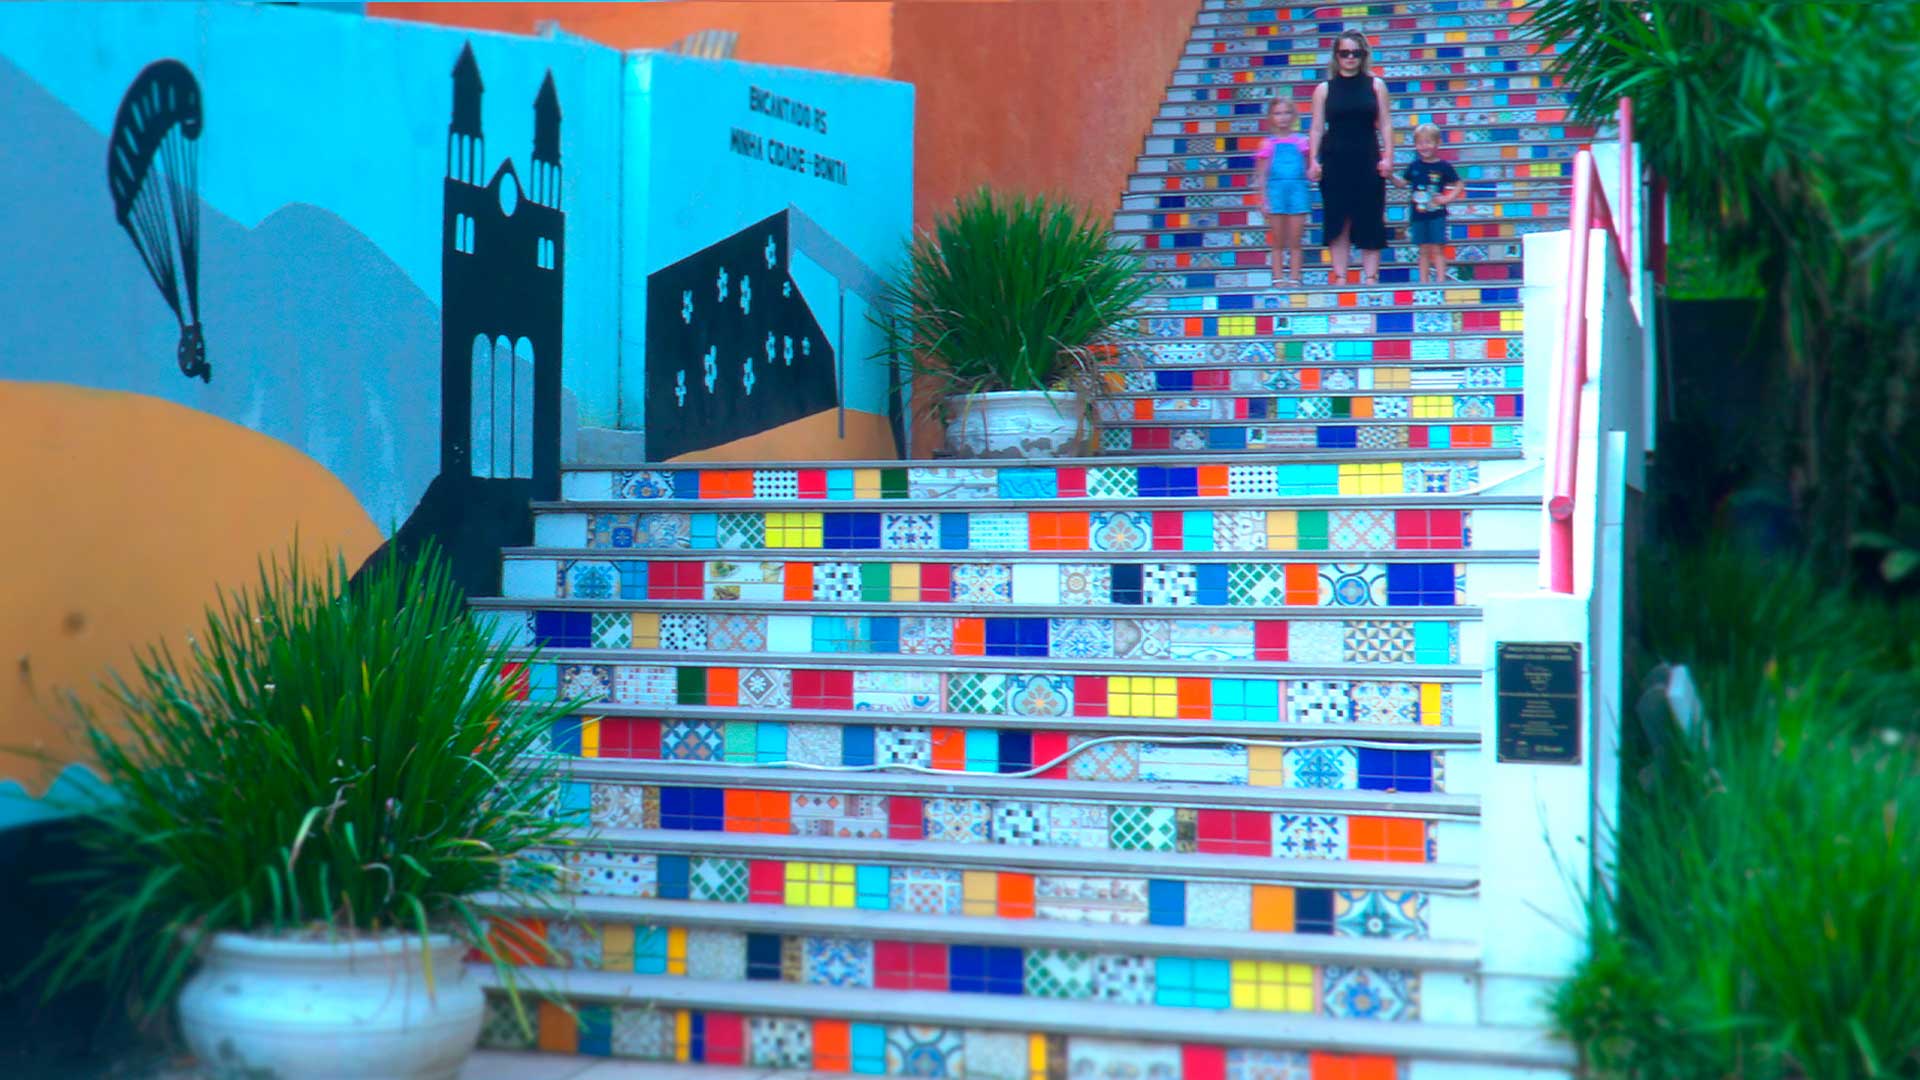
[[1307, 30, 1395, 284]]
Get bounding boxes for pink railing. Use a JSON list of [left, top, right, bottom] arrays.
[[1543, 98, 1638, 594]]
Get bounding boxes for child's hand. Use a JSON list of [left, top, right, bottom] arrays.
[[1307, 162, 1322, 182]]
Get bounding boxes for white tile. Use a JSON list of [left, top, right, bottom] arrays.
[[1010, 562, 1061, 605], [500, 558, 559, 599], [764, 614, 812, 654]]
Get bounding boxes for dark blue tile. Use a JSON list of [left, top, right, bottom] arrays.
[[671, 471, 699, 500], [1246, 398, 1268, 420], [658, 854, 691, 900], [577, 1005, 612, 1056], [1376, 312, 1414, 334], [1111, 563, 1144, 605], [998, 730, 1032, 774], [1156, 371, 1194, 392], [549, 716, 583, 756], [1209, 427, 1247, 450], [1317, 427, 1358, 450], [1138, 466, 1171, 497], [1386, 563, 1423, 606], [1173, 232, 1202, 249], [746, 933, 783, 980], [1296, 887, 1333, 934]]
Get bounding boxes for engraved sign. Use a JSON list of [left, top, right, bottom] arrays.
[[1496, 642, 1582, 764]]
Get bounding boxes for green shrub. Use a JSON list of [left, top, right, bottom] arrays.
[[20, 545, 577, 1018], [878, 187, 1153, 402]]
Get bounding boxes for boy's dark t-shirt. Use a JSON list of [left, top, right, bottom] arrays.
[[1405, 157, 1461, 220]]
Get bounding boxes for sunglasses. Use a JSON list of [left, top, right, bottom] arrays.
[[1338, 48, 1365, 58]]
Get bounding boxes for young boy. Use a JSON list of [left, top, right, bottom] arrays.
[[1394, 123, 1464, 283]]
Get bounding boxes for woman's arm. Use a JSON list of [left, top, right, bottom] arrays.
[[1307, 84, 1327, 181], [1374, 77, 1394, 177]]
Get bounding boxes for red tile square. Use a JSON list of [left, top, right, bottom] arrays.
[[1197, 809, 1270, 856], [597, 717, 661, 760], [1495, 395, 1519, 418], [1032, 732, 1071, 779], [1073, 676, 1109, 717], [921, 563, 953, 601], [702, 1012, 745, 1065], [1055, 467, 1087, 498], [792, 669, 853, 710], [1374, 339, 1411, 361], [1195, 370, 1231, 391], [648, 561, 702, 600], [887, 796, 925, 840], [748, 859, 784, 904], [1408, 427, 1430, 449], [874, 941, 947, 991], [501, 662, 529, 701], [1255, 621, 1289, 662], [1182, 1046, 1227, 1080], [1151, 512, 1184, 551], [1133, 428, 1172, 451], [795, 470, 827, 499]]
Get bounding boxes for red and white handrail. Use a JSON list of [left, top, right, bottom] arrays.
[[1543, 98, 1639, 594]]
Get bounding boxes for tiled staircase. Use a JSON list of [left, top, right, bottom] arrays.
[[472, 1, 1578, 1076]]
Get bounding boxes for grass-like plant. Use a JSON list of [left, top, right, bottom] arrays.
[[878, 187, 1153, 405], [19, 544, 577, 1020]]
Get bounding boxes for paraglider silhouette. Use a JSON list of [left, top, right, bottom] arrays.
[[107, 60, 208, 382]]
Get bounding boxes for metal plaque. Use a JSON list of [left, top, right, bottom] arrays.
[[1495, 641, 1582, 764]]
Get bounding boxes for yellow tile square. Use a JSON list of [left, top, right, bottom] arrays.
[[786, 880, 808, 905], [1218, 315, 1255, 337], [601, 923, 635, 972], [1501, 309, 1524, 331], [963, 870, 997, 902], [675, 1011, 692, 1062], [1029, 1035, 1048, 1080], [579, 717, 600, 758], [832, 863, 855, 883], [1248, 746, 1285, 786], [1231, 982, 1257, 1010], [1420, 682, 1444, 725], [1413, 395, 1453, 419], [1375, 367, 1411, 390], [1339, 462, 1399, 496], [1444, 289, 1478, 306], [632, 612, 661, 649], [854, 469, 882, 500], [667, 928, 688, 975], [1266, 510, 1300, 551]]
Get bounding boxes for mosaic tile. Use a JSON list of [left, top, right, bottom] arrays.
[[589, 783, 654, 830], [716, 513, 765, 550], [1008, 674, 1073, 718], [877, 725, 932, 767], [784, 722, 839, 766], [1214, 510, 1269, 552], [1328, 508, 1395, 549], [802, 936, 875, 988], [968, 513, 1029, 550], [568, 850, 656, 899], [951, 563, 1014, 604], [1286, 746, 1358, 789], [658, 613, 708, 652], [1045, 802, 1110, 849], [1086, 467, 1139, 498], [891, 867, 963, 915], [1049, 618, 1116, 659], [708, 613, 768, 653], [909, 467, 994, 500], [1069, 737, 1139, 782], [882, 513, 939, 551], [750, 1017, 812, 1070], [1059, 564, 1113, 606], [1186, 881, 1253, 931], [753, 469, 799, 499], [479, 995, 533, 1050], [815, 562, 863, 602], [1289, 620, 1344, 664], [924, 798, 992, 844], [1336, 890, 1429, 940], [560, 664, 611, 702], [559, 560, 620, 600], [854, 669, 941, 712], [1290, 680, 1351, 722], [1168, 619, 1253, 662], [886, 1026, 964, 1078], [1227, 563, 1286, 607], [545, 920, 601, 970], [1322, 564, 1388, 607], [685, 928, 746, 979], [689, 858, 749, 904], [1113, 619, 1172, 660], [991, 801, 1049, 846], [1035, 876, 1149, 926], [964, 1030, 1030, 1080], [1323, 966, 1416, 1021], [1138, 741, 1246, 783], [1070, 1038, 1180, 1080], [1110, 805, 1177, 852], [900, 616, 956, 656], [1345, 620, 1417, 664], [1090, 954, 1156, 1006], [738, 666, 792, 709], [1023, 949, 1094, 1000], [1225, 1048, 1311, 1080], [663, 720, 723, 762], [947, 673, 1008, 715], [1143, 564, 1198, 606], [590, 612, 632, 650], [1090, 511, 1152, 552], [1274, 813, 1349, 860]]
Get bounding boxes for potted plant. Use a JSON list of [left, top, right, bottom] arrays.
[[880, 186, 1152, 458], [22, 545, 577, 1079]]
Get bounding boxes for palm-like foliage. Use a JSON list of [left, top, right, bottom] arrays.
[[1528, 0, 1920, 573], [22, 544, 577, 1019], [879, 187, 1152, 401]]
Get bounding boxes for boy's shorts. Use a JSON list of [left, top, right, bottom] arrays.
[[1409, 216, 1448, 246]]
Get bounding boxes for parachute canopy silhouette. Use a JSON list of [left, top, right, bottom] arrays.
[[108, 59, 208, 381]]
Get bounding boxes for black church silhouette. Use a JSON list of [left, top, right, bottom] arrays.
[[360, 42, 566, 598]]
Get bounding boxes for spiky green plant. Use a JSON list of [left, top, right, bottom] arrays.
[[1528, 0, 1920, 579], [878, 187, 1153, 406], [19, 543, 577, 1021]]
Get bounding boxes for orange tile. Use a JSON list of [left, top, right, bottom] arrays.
[[1309, 1053, 1397, 1080], [1029, 512, 1089, 552], [1298, 368, 1321, 391], [785, 562, 815, 601], [1486, 338, 1508, 359], [708, 667, 740, 707], [490, 917, 548, 966], [1176, 678, 1213, 720], [1196, 465, 1230, 497], [813, 1020, 851, 1072], [953, 618, 986, 656], [724, 788, 759, 832], [537, 1000, 577, 1054], [1455, 425, 1492, 449], [1350, 816, 1427, 863], [930, 727, 967, 772], [998, 872, 1036, 918], [1283, 563, 1319, 606], [1134, 399, 1154, 421], [1185, 317, 1204, 337], [1336, 292, 1358, 307], [1350, 397, 1374, 419], [700, 470, 754, 499], [1252, 885, 1295, 932]]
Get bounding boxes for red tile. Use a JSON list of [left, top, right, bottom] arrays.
[[921, 563, 953, 601], [1408, 426, 1430, 449], [1183, 1046, 1227, 1080], [1255, 620, 1289, 662], [874, 941, 947, 991], [501, 662, 529, 701], [703, 1012, 744, 1065], [1073, 676, 1109, 717], [748, 859, 784, 904], [1134, 428, 1172, 451], [793, 669, 853, 710], [1496, 395, 1519, 418], [1151, 512, 1184, 551], [1056, 467, 1087, 498], [1375, 339, 1411, 360], [887, 796, 925, 840], [796, 470, 827, 499], [648, 561, 702, 600], [1032, 732, 1071, 779], [598, 717, 661, 760]]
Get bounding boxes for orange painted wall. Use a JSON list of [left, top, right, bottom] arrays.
[[0, 383, 384, 796]]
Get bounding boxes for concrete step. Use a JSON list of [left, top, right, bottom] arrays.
[[471, 968, 1575, 1073], [1173, 42, 1558, 73], [1101, 363, 1523, 395], [1166, 79, 1565, 103], [1121, 179, 1566, 210], [1199, 0, 1530, 19], [1095, 391, 1521, 428]]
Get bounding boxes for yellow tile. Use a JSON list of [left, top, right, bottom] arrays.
[[1248, 746, 1285, 786], [667, 928, 687, 975], [1218, 315, 1255, 337], [1266, 510, 1300, 551], [601, 923, 635, 972], [890, 562, 920, 600], [1420, 682, 1444, 725], [1375, 367, 1411, 390], [1231, 982, 1257, 1010], [1444, 289, 1478, 305], [962, 870, 997, 916], [854, 468, 882, 500], [632, 612, 661, 649], [1029, 1034, 1048, 1080], [675, 1010, 691, 1062], [1501, 309, 1525, 331], [577, 717, 599, 758], [1339, 462, 1399, 496], [1413, 395, 1453, 419], [1152, 676, 1178, 719]]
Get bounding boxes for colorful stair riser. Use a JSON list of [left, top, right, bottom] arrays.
[[481, 999, 1407, 1079]]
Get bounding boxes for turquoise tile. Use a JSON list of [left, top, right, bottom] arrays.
[[1276, 464, 1340, 496], [689, 514, 718, 548], [851, 1024, 887, 1075], [964, 728, 998, 773], [1183, 511, 1215, 552], [1429, 426, 1452, 449], [756, 722, 788, 764], [827, 469, 856, 500], [856, 865, 890, 910], [1414, 621, 1453, 665]]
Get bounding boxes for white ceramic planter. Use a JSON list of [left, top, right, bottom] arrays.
[[943, 390, 1089, 459], [178, 932, 482, 1080]]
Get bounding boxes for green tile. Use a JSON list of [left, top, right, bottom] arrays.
[[859, 562, 892, 602], [1331, 398, 1351, 419], [1298, 509, 1330, 551], [676, 666, 706, 705], [724, 720, 757, 763], [881, 468, 910, 499]]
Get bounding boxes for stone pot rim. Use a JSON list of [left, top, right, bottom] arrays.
[[200, 930, 463, 964]]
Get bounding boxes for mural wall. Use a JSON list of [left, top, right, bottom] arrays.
[[0, 2, 912, 820]]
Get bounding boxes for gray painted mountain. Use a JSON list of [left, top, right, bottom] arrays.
[[0, 54, 441, 534]]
